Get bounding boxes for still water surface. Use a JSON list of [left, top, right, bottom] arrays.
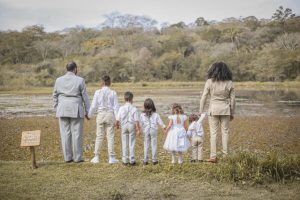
[[0, 88, 299, 118]]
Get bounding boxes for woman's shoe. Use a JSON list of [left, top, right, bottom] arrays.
[[206, 158, 217, 163]]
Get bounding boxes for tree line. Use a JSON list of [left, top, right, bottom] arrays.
[[0, 6, 299, 87]]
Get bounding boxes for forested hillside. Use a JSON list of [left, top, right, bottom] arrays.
[[0, 6, 299, 87]]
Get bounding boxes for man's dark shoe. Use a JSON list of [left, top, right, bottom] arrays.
[[130, 162, 137, 166], [143, 161, 148, 165], [75, 160, 84, 163], [190, 160, 196, 163], [65, 160, 73, 163], [152, 161, 159, 165]]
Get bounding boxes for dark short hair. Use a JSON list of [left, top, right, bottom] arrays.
[[102, 75, 111, 86], [207, 61, 232, 81], [189, 113, 199, 123], [143, 98, 156, 117], [124, 91, 133, 102], [66, 61, 77, 71]]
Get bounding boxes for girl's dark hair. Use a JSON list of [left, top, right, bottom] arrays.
[[207, 62, 232, 81], [143, 98, 156, 117], [171, 103, 184, 114], [189, 114, 199, 123]]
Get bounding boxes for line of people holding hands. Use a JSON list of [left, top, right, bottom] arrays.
[[53, 61, 235, 165], [88, 75, 206, 165]]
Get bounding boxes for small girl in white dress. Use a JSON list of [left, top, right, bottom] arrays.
[[163, 103, 190, 164]]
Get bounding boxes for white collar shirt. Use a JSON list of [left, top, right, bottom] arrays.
[[88, 86, 119, 118], [140, 112, 166, 133]]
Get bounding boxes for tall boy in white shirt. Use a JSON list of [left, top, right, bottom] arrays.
[[88, 75, 119, 164], [116, 91, 141, 165]]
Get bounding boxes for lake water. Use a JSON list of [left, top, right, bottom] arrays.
[[0, 88, 300, 118]]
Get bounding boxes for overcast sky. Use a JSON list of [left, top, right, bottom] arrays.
[[0, 0, 299, 32]]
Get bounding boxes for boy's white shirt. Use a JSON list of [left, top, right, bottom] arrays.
[[187, 113, 206, 137], [140, 112, 166, 133], [88, 86, 119, 118], [117, 102, 139, 126]]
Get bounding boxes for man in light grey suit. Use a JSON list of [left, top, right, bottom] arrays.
[[53, 61, 90, 163]]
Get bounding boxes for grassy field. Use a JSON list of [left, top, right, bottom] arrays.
[[0, 116, 300, 199], [0, 81, 299, 199]]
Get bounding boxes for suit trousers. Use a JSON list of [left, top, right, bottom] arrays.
[[59, 117, 84, 162], [208, 115, 230, 159], [144, 129, 158, 162], [94, 112, 116, 157], [191, 136, 203, 160], [121, 123, 136, 163]]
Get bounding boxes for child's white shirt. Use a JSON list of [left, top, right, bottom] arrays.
[[187, 113, 206, 137], [140, 112, 166, 133], [117, 102, 139, 126], [88, 86, 119, 118]]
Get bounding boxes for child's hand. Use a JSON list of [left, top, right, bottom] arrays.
[[164, 129, 168, 135], [115, 121, 120, 129], [137, 129, 141, 136]]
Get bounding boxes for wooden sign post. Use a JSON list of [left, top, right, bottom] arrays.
[[21, 130, 41, 169]]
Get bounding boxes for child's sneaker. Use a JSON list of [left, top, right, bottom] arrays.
[[109, 157, 119, 164], [178, 155, 183, 164], [90, 156, 100, 164], [171, 155, 176, 164]]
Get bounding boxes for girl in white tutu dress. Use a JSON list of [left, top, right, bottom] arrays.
[[163, 103, 190, 164]]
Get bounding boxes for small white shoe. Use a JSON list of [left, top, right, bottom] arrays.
[[171, 156, 176, 164], [90, 156, 100, 164], [178, 157, 183, 164], [109, 157, 119, 164]]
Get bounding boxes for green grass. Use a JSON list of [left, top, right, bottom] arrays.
[[1, 153, 300, 199], [1, 116, 300, 199]]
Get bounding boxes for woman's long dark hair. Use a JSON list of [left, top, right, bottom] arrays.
[[207, 62, 232, 81], [143, 98, 156, 117]]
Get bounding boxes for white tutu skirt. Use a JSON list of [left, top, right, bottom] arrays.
[[163, 127, 190, 152]]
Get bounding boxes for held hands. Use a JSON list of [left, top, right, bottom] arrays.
[[230, 115, 234, 121], [136, 129, 141, 136], [85, 115, 90, 120], [163, 127, 168, 135], [115, 121, 120, 129]]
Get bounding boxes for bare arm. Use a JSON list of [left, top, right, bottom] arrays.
[[164, 120, 173, 135], [184, 120, 188, 131], [157, 114, 166, 129]]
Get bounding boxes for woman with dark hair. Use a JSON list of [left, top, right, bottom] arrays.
[[199, 62, 235, 163]]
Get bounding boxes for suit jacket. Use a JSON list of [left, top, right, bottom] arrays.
[[53, 72, 90, 118], [199, 79, 235, 116]]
